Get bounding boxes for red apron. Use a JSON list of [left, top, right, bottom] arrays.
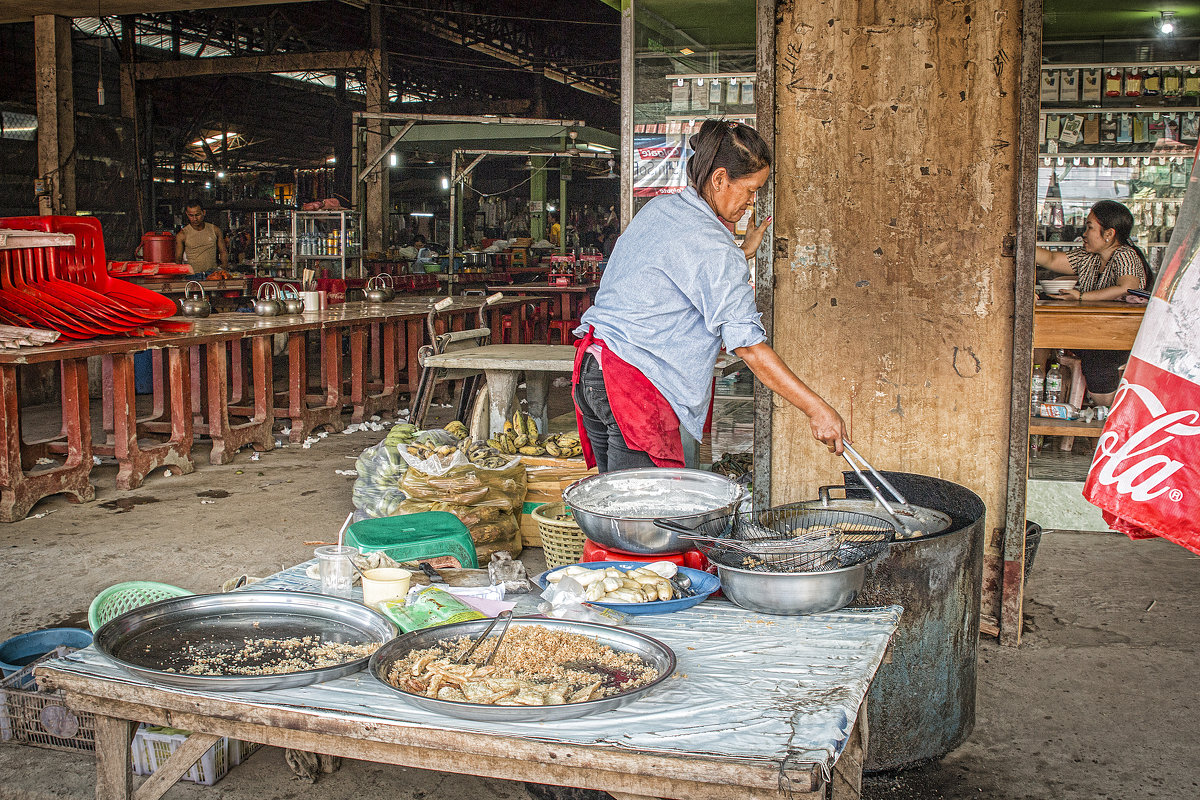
[[572, 328, 685, 469]]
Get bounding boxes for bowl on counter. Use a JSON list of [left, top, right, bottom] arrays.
[[1038, 279, 1076, 295], [716, 561, 865, 616], [562, 468, 744, 554]]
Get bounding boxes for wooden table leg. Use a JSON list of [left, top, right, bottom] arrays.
[[351, 321, 401, 423], [830, 697, 868, 800], [202, 337, 275, 465], [0, 359, 95, 523], [94, 716, 135, 800], [403, 318, 423, 396], [98, 348, 195, 490]]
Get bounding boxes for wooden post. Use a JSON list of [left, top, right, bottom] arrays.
[[33, 14, 75, 216], [769, 1, 1023, 626], [364, 1, 390, 254]]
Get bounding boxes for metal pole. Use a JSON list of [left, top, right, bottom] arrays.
[[447, 149, 457, 296]]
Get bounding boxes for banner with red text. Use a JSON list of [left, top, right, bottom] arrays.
[[1084, 147, 1200, 554]]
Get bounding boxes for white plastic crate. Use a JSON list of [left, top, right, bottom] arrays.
[[228, 738, 262, 765], [131, 726, 230, 786]]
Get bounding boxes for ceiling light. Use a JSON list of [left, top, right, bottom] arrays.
[[326, 156, 337, 164], [547, 204, 557, 212], [679, 47, 694, 55], [216, 171, 225, 179], [410, 212, 434, 217], [1159, 11, 1177, 35], [440, 176, 450, 190], [388, 152, 398, 167]]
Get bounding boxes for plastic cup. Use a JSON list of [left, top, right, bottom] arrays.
[[314, 545, 358, 598], [361, 568, 412, 608]]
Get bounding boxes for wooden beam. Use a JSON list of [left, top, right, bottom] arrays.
[[752, 0, 776, 511], [131, 49, 374, 81], [364, 1, 389, 254], [1001, 0, 1046, 648], [34, 14, 75, 216]]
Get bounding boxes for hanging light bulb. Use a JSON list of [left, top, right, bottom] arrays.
[[388, 152, 398, 167], [676, 78, 684, 87]]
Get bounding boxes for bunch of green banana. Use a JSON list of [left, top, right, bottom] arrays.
[[444, 421, 469, 440], [485, 411, 583, 458], [542, 431, 583, 458], [385, 423, 418, 447]]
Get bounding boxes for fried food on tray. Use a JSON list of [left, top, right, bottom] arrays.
[[385, 625, 659, 706]]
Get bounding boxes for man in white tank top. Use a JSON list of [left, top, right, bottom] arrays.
[[175, 202, 228, 273]]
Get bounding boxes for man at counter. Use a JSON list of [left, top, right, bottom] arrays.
[[175, 201, 228, 273]]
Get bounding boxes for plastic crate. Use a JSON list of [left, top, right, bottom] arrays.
[[345, 511, 478, 568], [131, 726, 230, 786], [0, 651, 97, 753], [228, 737, 263, 765]]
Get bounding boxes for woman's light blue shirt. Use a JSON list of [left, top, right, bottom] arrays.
[[576, 187, 766, 439]]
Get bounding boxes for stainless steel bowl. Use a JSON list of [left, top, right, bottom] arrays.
[[716, 562, 865, 615], [562, 468, 743, 554]]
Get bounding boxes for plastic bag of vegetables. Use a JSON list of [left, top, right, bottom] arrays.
[[351, 441, 408, 519]]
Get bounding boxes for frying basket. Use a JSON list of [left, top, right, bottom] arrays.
[[673, 506, 892, 573]]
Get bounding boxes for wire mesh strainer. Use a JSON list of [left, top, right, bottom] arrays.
[[655, 506, 893, 573]]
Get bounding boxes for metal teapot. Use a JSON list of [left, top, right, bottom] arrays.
[[377, 272, 396, 302], [180, 280, 212, 318], [254, 281, 283, 316], [280, 283, 305, 315], [364, 275, 388, 304]]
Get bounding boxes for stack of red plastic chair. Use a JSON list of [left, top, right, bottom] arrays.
[[0, 216, 178, 339]]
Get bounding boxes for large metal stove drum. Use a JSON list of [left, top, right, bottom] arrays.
[[783, 471, 985, 772]]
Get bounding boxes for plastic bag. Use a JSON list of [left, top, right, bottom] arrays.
[[537, 577, 629, 625], [377, 586, 486, 633], [350, 441, 409, 519], [401, 460, 526, 509]]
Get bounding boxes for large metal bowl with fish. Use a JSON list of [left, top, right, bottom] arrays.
[[369, 617, 676, 721], [562, 467, 744, 554]]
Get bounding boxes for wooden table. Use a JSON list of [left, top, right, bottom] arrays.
[[0, 297, 530, 518], [489, 282, 599, 342], [1032, 299, 1146, 350], [36, 563, 897, 800], [1029, 300, 1146, 437], [421, 344, 744, 440]]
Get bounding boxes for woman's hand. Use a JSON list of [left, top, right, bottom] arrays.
[[740, 212, 772, 258], [808, 403, 849, 455], [1058, 288, 1081, 300]]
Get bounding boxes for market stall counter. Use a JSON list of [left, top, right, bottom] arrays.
[[36, 562, 900, 800]]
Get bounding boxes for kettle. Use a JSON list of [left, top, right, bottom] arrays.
[[377, 272, 396, 302], [254, 282, 283, 316], [280, 284, 305, 315], [364, 275, 388, 304], [180, 280, 212, 318]]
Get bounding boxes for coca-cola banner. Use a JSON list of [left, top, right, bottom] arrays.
[[1084, 150, 1200, 554]]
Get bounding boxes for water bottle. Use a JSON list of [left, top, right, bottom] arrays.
[[1031, 363, 1045, 406], [1045, 362, 1063, 404]]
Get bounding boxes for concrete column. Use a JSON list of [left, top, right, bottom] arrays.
[[530, 157, 547, 241], [34, 14, 75, 216], [364, 1, 389, 254]]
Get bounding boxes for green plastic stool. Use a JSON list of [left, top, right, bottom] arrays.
[[88, 581, 194, 632], [345, 511, 478, 568]]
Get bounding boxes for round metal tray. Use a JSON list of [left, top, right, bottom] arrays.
[[93, 591, 397, 692], [368, 617, 676, 721]]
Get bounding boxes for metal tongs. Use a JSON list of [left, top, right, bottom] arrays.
[[455, 610, 514, 666], [840, 441, 920, 536]]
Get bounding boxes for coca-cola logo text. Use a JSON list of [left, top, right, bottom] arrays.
[[1091, 382, 1200, 502]]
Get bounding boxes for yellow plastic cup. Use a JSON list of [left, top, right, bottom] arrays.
[[361, 568, 412, 608]]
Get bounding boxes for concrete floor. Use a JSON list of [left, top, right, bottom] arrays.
[[1, 411, 1198, 799]]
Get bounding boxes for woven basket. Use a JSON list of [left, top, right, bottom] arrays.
[[88, 581, 193, 632], [531, 502, 586, 568]]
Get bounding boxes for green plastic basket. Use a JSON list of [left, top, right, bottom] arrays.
[[88, 582, 194, 633]]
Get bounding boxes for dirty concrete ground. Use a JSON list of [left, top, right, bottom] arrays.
[[1, 396, 1197, 800]]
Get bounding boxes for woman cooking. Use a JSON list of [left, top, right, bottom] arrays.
[[1035, 199, 1150, 405], [571, 120, 848, 473]]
